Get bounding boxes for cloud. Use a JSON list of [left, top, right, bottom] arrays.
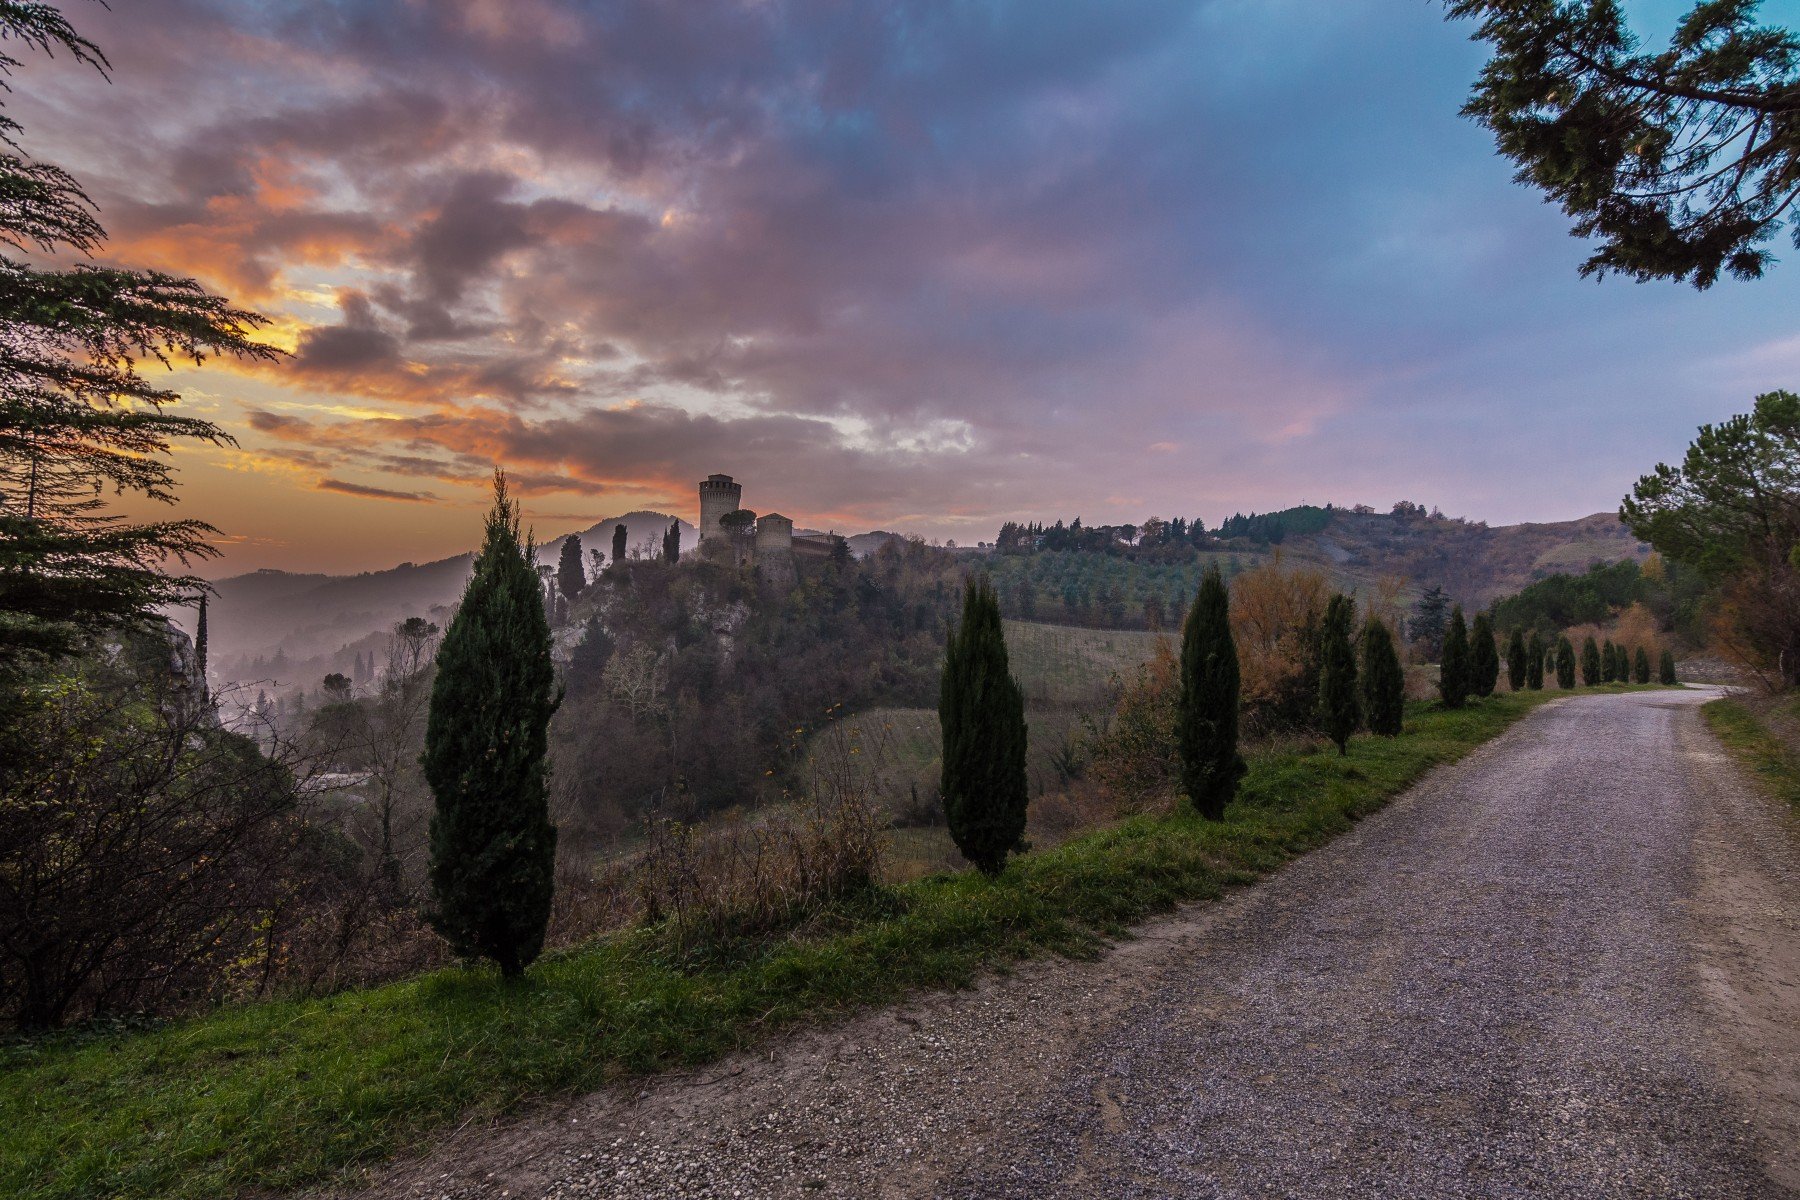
[[316, 478, 440, 502], [16, 0, 1800, 563]]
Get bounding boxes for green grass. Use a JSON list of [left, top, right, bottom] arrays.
[[3, 692, 1554, 1200], [1703, 696, 1800, 810]]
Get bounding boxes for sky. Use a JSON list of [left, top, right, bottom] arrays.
[[18, 0, 1800, 575]]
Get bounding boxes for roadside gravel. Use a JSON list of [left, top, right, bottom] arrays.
[[344, 689, 1797, 1199]]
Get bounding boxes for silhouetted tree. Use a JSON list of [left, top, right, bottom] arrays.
[[1360, 616, 1405, 737], [1439, 605, 1471, 709], [1414, 585, 1450, 658], [194, 595, 208, 685], [1470, 612, 1499, 697], [0, 8, 277, 670], [1526, 631, 1546, 689], [1452, 1, 1800, 287], [938, 577, 1028, 875], [1507, 627, 1528, 691], [662, 521, 680, 564], [1659, 648, 1678, 685], [1634, 645, 1651, 683], [611, 523, 628, 566], [423, 473, 559, 978], [1179, 567, 1245, 819], [557, 534, 586, 604], [1317, 593, 1359, 754], [1581, 636, 1601, 686], [1555, 635, 1577, 688]]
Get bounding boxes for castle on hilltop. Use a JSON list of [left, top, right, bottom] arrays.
[[695, 473, 841, 570]]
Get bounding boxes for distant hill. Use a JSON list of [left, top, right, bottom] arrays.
[[183, 511, 694, 691], [1286, 509, 1647, 607]]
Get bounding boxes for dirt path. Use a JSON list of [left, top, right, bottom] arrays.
[[343, 689, 1800, 1199]]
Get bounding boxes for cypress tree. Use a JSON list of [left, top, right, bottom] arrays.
[[1633, 645, 1651, 683], [1555, 636, 1577, 689], [194, 594, 209, 686], [1659, 648, 1678, 685], [557, 533, 586, 604], [1317, 593, 1360, 755], [939, 577, 1028, 876], [1526, 631, 1546, 690], [1600, 639, 1616, 683], [1506, 627, 1528, 691], [1360, 617, 1405, 737], [1580, 636, 1601, 686], [611, 523, 628, 566], [662, 521, 681, 563], [1470, 612, 1499, 697], [1438, 605, 1471, 709], [1179, 567, 1246, 819], [423, 473, 560, 978]]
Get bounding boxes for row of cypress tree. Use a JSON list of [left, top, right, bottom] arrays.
[[938, 568, 1414, 877]]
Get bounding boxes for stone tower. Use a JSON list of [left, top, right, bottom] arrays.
[[697, 473, 742, 541], [754, 512, 793, 556]]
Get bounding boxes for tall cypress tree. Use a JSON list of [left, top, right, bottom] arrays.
[[611, 523, 628, 566], [1600, 638, 1617, 683], [662, 521, 680, 563], [1659, 648, 1678, 685], [1439, 605, 1471, 709], [1526, 631, 1546, 689], [1360, 616, 1405, 737], [1317, 593, 1360, 754], [1507, 627, 1528, 691], [1555, 635, 1577, 689], [939, 577, 1028, 876], [194, 594, 209, 686], [1633, 645, 1651, 684], [1179, 568, 1246, 819], [424, 473, 560, 977], [1470, 612, 1500, 697], [556, 533, 586, 604], [1581, 636, 1601, 686]]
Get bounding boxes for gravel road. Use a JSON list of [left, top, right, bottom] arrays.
[[349, 689, 1800, 1199]]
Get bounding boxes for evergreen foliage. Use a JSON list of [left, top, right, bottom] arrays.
[[1601, 638, 1618, 682], [1360, 616, 1405, 737], [194, 594, 208, 684], [1659, 648, 1678, 685], [0, 8, 277, 670], [1555, 635, 1577, 688], [1526, 631, 1546, 689], [1438, 605, 1471, 709], [556, 534, 585, 604], [1178, 567, 1246, 819], [1634, 645, 1651, 684], [611, 524, 627, 566], [937, 576, 1028, 875], [1469, 612, 1499, 697], [1317, 593, 1360, 754], [1452, 1, 1800, 287], [423, 473, 560, 977], [1581, 636, 1601, 686], [1414, 585, 1451, 659], [1506, 627, 1527, 691], [661, 521, 680, 563]]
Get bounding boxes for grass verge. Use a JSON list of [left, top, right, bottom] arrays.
[[1703, 696, 1800, 810], [3, 691, 1555, 1199]]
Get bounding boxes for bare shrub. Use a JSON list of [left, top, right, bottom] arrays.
[[606, 778, 883, 949], [1085, 637, 1180, 811], [1229, 556, 1330, 735]]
